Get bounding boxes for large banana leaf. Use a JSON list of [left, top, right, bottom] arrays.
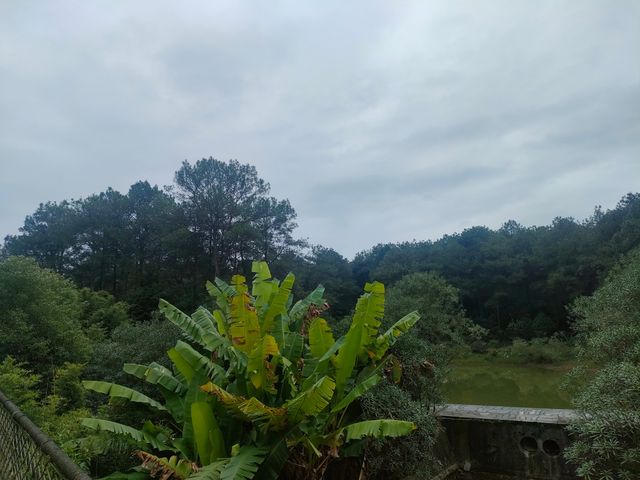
[[229, 275, 261, 353], [334, 282, 384, 398], [174, 340, 226, 384], [356, 282, 385, 356], [160, 302, 228, 355], [300, 336, 344, 391], [271, 313, 289, 352], [251, 261, 274, 315], [180, 372, 210, 461], [280, 332, 304, 364], [159, 299, 212, 350], [247, 334, 279, 393], [308, 317, 335, 359], [81, 418, 173, 451], [191, 401, 226, 465], [261, 273, 295, 333], [220, 446, 267, 480], [122, 362, 185, 421], [212, 309, 228, 337], [206, 278, 237, 316], [201, 383, 287, 430], [123, 362, 185, 394], [191, 308, 232, 353], [190, 306, 215, 332], [341, 419, 416, 442], [168, 346, 197, 383], [284, 376, 335, 423], [330, 373, 381, 413], [370, 311, 420, 360], [82, 380, 166, 411]]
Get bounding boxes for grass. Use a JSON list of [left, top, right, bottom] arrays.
[[442, 346, 577, 409]]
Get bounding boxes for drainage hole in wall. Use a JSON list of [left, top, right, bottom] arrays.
[[542, 439, 561, 456], [520, 436, 538, 453]]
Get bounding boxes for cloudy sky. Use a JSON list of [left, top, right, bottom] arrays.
[[1, 1, 638, 257]]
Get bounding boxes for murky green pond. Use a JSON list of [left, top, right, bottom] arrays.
[[443, 355, 575, 408]]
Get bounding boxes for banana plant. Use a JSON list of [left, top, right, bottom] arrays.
[[82, 261, 419, 479]]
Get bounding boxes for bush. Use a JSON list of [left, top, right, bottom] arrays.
[[502, 337, 573, 364], [361, 383, 441, 480], [0, 257, 92, 375], [566, 247, 640, 479], [565, 363, 640, 479]]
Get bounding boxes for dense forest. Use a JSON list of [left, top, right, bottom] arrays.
[[4, 157, 640, 338]]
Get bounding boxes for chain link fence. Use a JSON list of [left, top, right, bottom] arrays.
[[0, 389, 92, 480]]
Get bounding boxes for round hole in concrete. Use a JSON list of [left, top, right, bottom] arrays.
[[542, 439, 561, 456], [520, 436, 538, 453]]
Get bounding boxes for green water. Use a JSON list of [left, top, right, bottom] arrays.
[[443, 356, 574, 408]]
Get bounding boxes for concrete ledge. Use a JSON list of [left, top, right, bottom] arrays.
[[436, 404, 580, 425]]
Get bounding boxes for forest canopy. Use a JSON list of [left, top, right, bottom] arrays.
[[3, 158, 640, 339]]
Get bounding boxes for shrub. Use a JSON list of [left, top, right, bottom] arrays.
[[566, 248, 640, 479], [503, 338, 573, 364], [360, 383, 441, 480]]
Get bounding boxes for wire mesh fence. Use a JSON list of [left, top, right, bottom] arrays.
[[0, 389, 91, 480]]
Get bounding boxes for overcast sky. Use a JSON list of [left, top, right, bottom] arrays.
[[1, 1, 638, 258]]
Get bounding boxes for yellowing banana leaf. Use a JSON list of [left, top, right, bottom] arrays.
[[201, 382, 287, 430], [308, 317, 335, 359], [229, 275, 261, 353], [341, 419, 416, 442], [261, 273, 295, 333], [247, 334, 280, 393]]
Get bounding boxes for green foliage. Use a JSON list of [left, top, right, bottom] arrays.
[[505, 312, 557, 340], [85, 319, 180, 390], [6, 160, 640, 340], [0, 356, 98, 471], [54, 362, 87, 412], [565, 248, 640, 479], [84, 261, 418, 479], [5, 162, 302, 321], [501, 338, 574, 365], [360, 383, 441, 480], [353, 193, 640, 336], [385, 271, 473, 344], [79, 288, 130, 333], [0, 256, 92, 374], [0, 356, 41, 417]]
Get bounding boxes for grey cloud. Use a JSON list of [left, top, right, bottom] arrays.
[[1, 0, 639, 257]]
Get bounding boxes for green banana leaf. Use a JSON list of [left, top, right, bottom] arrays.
[[82, 380, 166, 411]]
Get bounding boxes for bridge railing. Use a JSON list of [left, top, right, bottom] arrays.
[[0, 389, 92, 480]]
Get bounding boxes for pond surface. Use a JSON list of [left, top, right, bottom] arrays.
[[443, 356, 574, 408]]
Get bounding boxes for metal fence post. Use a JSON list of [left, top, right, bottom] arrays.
[[0, 389, 92, 480]]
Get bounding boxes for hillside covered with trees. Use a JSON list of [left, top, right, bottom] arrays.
[[4, 158, 639, 339]]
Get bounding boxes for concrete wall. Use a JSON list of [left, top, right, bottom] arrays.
[[436, 404, 578, 480]]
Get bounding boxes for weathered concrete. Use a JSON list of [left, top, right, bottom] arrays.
[[436, 404, 578, 480]]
